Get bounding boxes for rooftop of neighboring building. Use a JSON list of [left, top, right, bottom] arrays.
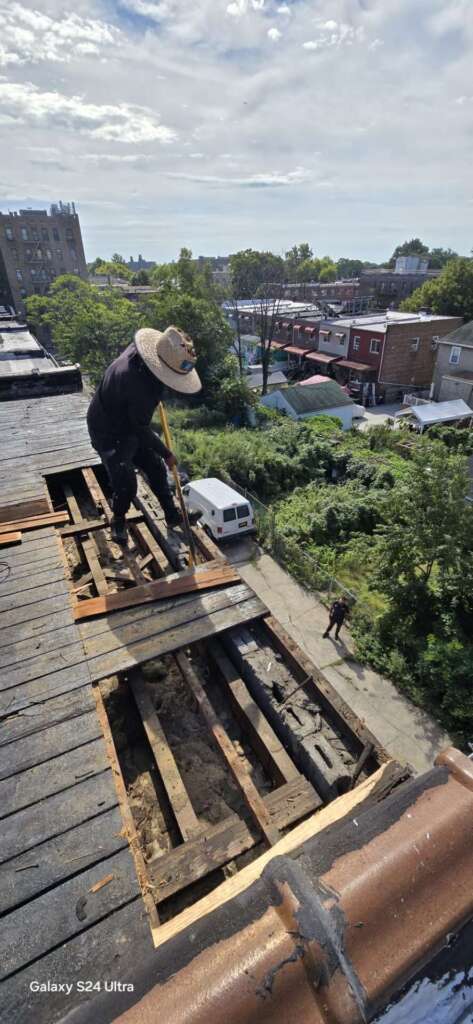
[[329, 311, 459, 334], [437, 320, 473, 348], [278, 380, 353, 414]]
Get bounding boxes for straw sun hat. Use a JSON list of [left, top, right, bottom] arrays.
[[135, 325, 202, 394]]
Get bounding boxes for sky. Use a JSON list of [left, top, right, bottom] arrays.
[[0, 0, 472, 263]]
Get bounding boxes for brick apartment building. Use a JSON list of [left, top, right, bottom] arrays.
[[282, 258, 441, 312], [333, 312, 463, 398], [0, 202, 87, 315]]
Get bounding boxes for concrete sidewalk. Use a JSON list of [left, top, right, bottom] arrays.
[[225, 538, 451, 774]]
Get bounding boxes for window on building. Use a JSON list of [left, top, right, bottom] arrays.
[[46, 249, 52, 261], [41, 228, 49, 241], [31, 229, 38, 242], [20, 227, 28, 240], [431, 335, 439, 351], [36, 248, 42, 260], [65, 228, 73, 240], [5, 227, 13, 240], [370, 338, 381, 354], [30, 268, 37, 278], [20, 288, 27, 298], [353, 336, 360, 352], [25, 248, 32, 260], [450, 346, 461, 366], [15, 269, 23, 281], [56, 249, 63, 259], [52, 228, 60, 241], [410, 337, 420, 352]]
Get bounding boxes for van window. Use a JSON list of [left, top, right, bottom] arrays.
[[237, 504, 250, 519], [223, 508, 237, 522]]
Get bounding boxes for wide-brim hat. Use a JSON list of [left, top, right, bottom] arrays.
[[135, 325, 202, 395]]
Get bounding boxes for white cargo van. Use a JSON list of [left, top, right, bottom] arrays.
[[182, 478, 255, 541]]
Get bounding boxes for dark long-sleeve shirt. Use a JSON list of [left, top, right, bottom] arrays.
[[87, 341, 171, 460]]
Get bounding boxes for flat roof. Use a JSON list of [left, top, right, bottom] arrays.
[[398, 399, 473, 426], [0, 330, 42, 354], [331, 312, 457, 334]]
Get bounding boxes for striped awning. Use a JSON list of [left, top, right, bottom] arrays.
[[305, 352, 340, 364]]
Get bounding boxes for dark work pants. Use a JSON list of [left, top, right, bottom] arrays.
[[90, 436, 176, 520], [324, 616, 344, 639]]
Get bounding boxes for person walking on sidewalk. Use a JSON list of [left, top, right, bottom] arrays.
[[323, 596, 349, 641], [87, 325, 201, 545]]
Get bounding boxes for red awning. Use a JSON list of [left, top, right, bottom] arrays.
[[336, 359, 373, 372], [285, 345, 315, 356], [282, 321, 290, 328], [270, 340, 288, 350], [305, 352, 340, 364], [304, 326, 316, 334]]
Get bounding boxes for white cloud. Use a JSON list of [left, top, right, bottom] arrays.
[[167, 166, 313, 187], [0, 2, 119, 67], [303, 19, 365, 52], [227, 0, 265, 17], [84, 153, 153, 162], [0, 81, 176, 144], [277, 5, 291, 14], [117, 0, 171, 22], [268, 27, 282, 41]]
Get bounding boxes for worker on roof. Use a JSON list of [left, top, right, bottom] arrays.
[[87, 325, 201, 545]]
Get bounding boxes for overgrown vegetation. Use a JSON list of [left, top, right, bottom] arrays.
[[171, 411, 473, 745]]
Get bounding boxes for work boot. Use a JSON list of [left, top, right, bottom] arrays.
[[110, 516, 128, 545]]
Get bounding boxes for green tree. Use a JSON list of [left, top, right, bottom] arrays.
[[401, 258, 473, 320], [336, 258, 364, 279], [131, 270, 150, 285], [141, 289, 234, 396], [229, 249, 285, 297], [90, 260, 132, 281], [26, 275, 142, 384], [285, 243, 313, 280], [428, 247, 458, 269], [111, 252, 126, 265]]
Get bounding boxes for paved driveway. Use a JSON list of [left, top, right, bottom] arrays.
[[224, 537, 451, 774]]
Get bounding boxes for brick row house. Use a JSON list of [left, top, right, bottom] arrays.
[[268, 311, 463, 401]]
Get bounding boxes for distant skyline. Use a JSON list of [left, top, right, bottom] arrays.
[[1, 0, 472, 263]]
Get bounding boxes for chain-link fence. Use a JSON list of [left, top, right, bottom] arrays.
[[222, 475, 357, 607]]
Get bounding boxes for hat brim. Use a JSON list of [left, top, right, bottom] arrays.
[[135, 328, 202, 395]]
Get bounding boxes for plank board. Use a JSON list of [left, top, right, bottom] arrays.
[[83, 593, 267, 685], [148, 775, 321, 903], [0, 848, 139, 981], [0, 511, 69, 534], [0, 709, 102, 779], [74, 561, 241, 621], [208, 638, 299, 787], [0, 898, 151, 1024], [0, 658, 92, 717], [129, 670, 201, 842], [0, 770, 117, 864], [0, 532, 21, 547], [175, 652, 280, 847], [0, 687, 96, 747], [0, 499, 49, 523], [0, 805, 127, 915], [0, 739, 109, 817]]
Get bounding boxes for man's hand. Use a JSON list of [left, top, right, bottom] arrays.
[[165, 452, 177, 470]]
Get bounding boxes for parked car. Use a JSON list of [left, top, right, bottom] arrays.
[[182, 478, 255, 541]]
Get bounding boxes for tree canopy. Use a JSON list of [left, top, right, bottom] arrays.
[[229, 249, 285, 297], [401, 257, 473, 320]]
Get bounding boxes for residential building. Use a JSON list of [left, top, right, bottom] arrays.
[[432, 321, 473, 405], [0, 315, 82, 398], [261, 380, 354, 429], [245, 368, 287, 393], [281, 260, 440, 311], [126, 254, 155, 272], [0, 202, 87, 315], [334, 311, 462, 400]]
